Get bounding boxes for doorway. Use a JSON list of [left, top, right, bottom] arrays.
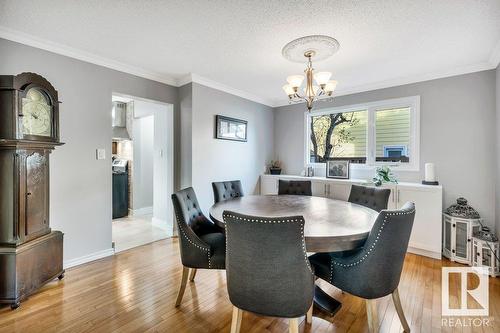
[[111, 93, 174, 252]]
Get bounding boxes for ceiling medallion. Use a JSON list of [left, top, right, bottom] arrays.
[[282, 35, 340, 111]]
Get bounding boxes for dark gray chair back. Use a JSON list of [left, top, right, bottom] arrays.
[[329, 202, 415, 299], [171, 187, 221, 268], [348, 184, 391, 212], [223, 211, 314, 318], [278, 180, 312, 196], [212, 180, 244, 203]]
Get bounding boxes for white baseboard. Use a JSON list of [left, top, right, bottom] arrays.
[[130, 206, 153, 216], [407, 246, 442, 260], [152, 217, 174, 237], [64, 248, 115, 269]]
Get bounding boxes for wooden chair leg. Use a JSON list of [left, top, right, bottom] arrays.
[[175, 266, 189, 307], [392, 288, 411, 332], [289, 318, 299, 333], [230, 306, 243, 333], [189, 268, 197, 282], [306, 304, 313, 324], [366, 299, 379, 333]]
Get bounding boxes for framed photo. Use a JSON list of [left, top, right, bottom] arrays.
[[326, 160, 350, 179], [215, 115, 247, 142]]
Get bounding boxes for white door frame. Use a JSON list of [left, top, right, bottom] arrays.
[[112, 92, 175, 237]]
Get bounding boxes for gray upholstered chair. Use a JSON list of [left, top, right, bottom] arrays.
[[171, 187, 225, 307], [212, 180, 244, 203], [278, 180, 312, 196], [348, 184, 391, 212], [223, 211, 315, 333], [309, 202, 416, 333]]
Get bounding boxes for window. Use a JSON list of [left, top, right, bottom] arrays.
[[306, 96, 420, 170], [309, 110, 367, 163], [375, 107, 411, 163]]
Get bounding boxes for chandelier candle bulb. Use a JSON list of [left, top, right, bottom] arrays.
[[324, 80, 338, 93], [314, 71, 332, 85], [282, 84, 295, 96], [286, 75, 304, 88]]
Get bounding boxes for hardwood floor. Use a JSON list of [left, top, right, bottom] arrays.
[[0, 238, 499, 333]]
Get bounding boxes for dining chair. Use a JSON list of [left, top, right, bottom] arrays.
[[223, 211, 315, 333], [212, 180, 244, 203], [278, 180, 312, 196], [348, 184, 391, 212], [171, 187, 226, 307], [309, 202, 416, 333]]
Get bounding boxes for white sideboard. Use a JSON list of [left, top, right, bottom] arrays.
[[260, 174, 443, 259]]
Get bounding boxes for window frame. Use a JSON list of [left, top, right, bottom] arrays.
[[304, 96, 420, 171]]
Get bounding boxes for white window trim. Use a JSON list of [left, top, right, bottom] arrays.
[[304, 96, 420, 171]]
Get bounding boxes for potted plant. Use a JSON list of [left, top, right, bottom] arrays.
[[269, 160, 282, 175], [372, 166, 398, 186]]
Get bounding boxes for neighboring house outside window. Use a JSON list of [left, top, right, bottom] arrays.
[[383, 145, 408, 158], [305, 96, 420, 170]]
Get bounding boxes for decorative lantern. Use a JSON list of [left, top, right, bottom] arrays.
[[472, 227, 499, 277], [442, 198, 482, 265]]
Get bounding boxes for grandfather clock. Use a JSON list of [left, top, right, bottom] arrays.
[[0, 72, 64, 309]]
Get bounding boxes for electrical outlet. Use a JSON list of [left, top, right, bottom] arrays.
[[96, 148, 106, 160]]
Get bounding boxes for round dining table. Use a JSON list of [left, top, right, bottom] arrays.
[[209, 194, 379, 316]]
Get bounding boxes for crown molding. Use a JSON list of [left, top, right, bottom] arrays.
[[0, 27, 276, 106], [489, 38, 500, 68], [177, 74, 194, 87], [272, 61, 497, 108], [0, 26, 178, 86], [1, 25, 497, 109], [182, 73, 276, 107]]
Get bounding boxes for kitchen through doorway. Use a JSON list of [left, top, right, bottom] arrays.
[[111, 94, 174, 252]]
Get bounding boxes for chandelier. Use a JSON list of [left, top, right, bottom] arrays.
[[281, 35, 340, 111]]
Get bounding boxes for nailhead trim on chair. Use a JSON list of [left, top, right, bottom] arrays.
[[175, 212, 212, 268], [329, 209, 415, 282], [223, 213, 313, 274]]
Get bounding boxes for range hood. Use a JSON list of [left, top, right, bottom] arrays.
[[112, 101, 131, 140]]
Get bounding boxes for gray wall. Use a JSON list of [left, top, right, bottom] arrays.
[[0, 38, 179, 263], [191, 83, 274, 214], [274, 70, 497, 228], [496, 65, 500, 236]]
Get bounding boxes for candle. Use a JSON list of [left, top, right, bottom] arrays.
[[425, 163, 435, 182]]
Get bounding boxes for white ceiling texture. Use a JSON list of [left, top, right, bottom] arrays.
[[1, 0, 499, 107]]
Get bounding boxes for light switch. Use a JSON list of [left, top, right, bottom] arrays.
[[96, 149, 106, 160]]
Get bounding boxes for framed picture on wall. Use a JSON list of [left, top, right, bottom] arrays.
[[326, 159, 350, 179], [215, 115, 247, 142]]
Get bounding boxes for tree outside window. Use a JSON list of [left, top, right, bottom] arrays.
[[309, 110, 366, 163]]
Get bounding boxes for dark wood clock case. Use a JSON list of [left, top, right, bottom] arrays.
[[0, 73, 64, 309]]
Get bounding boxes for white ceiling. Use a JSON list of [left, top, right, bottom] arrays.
[[1, 0, 500, 107]]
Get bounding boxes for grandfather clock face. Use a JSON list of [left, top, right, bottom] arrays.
[[21, 88, 52, 137]]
